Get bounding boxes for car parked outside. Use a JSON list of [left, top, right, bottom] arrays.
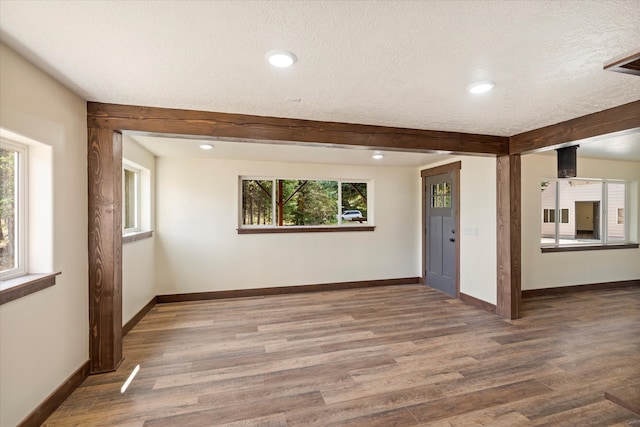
[[341, 210, 363, 221]]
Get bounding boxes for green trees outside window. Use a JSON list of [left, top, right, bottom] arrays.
[[0, 145, 18, 274], [241, 178, 368, 227]]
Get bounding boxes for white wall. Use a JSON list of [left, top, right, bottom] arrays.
[[155, 157, 419, 294], [419, 156, 498, 304], [0, 43, 88, 427], [522, 154, 640, 290], [122, 135, 156, 323]]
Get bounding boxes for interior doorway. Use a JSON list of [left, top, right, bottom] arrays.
[[575, 201, 600, 239]]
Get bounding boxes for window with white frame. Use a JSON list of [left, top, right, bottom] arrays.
[[240, 178, 370, 228], [540, 178, 631, 246], [0, 139, 27, 279], [123, 163, 141, 233]]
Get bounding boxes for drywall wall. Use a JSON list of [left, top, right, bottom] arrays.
[[122, 135, 156, 323], [418, 156, 498, 304], [521, 154, 640, 289], [155, 157, 419, 294], [0, 43, 88, 426]]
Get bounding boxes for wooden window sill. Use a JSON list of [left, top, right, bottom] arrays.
[[541, 243, 639, 253], [123, 230, 154, 244], [238, 226, 375, 234], [0, 272, 61, 305]]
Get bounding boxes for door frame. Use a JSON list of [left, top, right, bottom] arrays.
[[421, 161, 461, 298]]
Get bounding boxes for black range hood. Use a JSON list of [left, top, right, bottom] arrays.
[[556, 146, 579, 178]]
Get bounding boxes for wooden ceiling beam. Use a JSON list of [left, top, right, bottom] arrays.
[[87, 102, 509, 156], [509, 100, 640, 155]]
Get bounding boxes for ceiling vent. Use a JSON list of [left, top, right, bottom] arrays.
[[604, 53, 640, 77], [557, 146, 578, 178]]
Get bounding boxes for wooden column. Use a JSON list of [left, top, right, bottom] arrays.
[[88, 128, 123, 373], [496, 154, 521, 319]]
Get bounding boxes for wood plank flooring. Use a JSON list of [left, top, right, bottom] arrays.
[[44, 285, 640, 426]]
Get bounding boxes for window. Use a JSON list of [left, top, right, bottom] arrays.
[[123, 165, 140, 233], [0, 139, 27, 280], [540, 178, 631, 247], [240, 178, 369, 228], [430, 182, 451, 208], [543, 208, 568, 223]]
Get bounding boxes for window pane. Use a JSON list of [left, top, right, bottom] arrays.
[[541, 179, 629, 246], [540, 182, 556, 244], [240, 178, 370, 228], [0, 148, 17, 273], [242, 180, 273, 225], [280, 180, 338, 226], [341, 182, 367, 224], [607, 183, 626, 241], [430, 184, 436, 207], [563, 180, 602, 243], [124, 169, 138, 230]]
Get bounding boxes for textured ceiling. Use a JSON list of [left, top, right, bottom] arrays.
[[1, 0, 639, 139]]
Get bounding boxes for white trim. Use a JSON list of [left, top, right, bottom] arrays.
[[0, 138, 28, 280], [123, 161, 142, 234]]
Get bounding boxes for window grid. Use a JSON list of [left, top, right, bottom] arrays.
[[430, 182, 451, 208]]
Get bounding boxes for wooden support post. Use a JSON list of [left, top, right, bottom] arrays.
[[496, 154, 521, 319], [88, 128, 123, 373]]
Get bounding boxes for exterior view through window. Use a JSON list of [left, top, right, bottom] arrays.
[[540, 178, 629, 246], [430, 182, 451, 208], [0, 140, 26, 279], [241, 179, 368, 227], [123, 166, 140, 232]]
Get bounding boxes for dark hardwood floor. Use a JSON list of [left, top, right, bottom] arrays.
[[45, 285, 640, 426]]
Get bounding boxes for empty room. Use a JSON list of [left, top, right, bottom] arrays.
[[0, 1, 639, 426]]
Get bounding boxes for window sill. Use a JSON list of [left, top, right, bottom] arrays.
[[541, 243, 639, 253], [123, 230, 154, 244], [0, 272, 61, 305], [238, 226, 375, 234]]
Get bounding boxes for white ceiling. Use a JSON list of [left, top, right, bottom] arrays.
[[540, 131, 640, 162], [130, 134, 448, 167], [1, 0, 639, 163], [131, 131, 639, 165]]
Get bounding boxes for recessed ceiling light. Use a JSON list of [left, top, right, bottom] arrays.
[[467, 81, 495, 94], [266, 50, 297, 68], [199, 144, 214, 150], [372, 152, 384, 160]]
